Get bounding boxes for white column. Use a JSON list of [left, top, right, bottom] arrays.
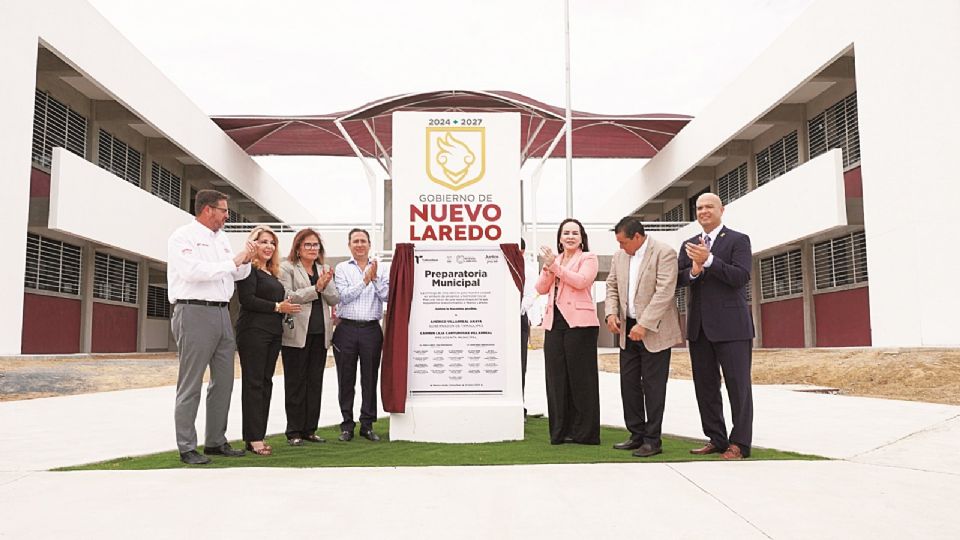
[[79, 244, 96, 353], [136, 260, 149, 352], [853, 0, 960, 346], [0, 11, 39, 354]]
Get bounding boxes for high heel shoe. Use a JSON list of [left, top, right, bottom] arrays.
[[245, 441, 272, 456]]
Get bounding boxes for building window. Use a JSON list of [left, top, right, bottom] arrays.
[[661, 203, 684, 222], [150, 162, 182, 208], [808, 92, 860, 168], [98, 129, 142, 187], [227, 208, 249, 223], [759, 249, 803, 300], [675, 286, 687, 315], [147, 285, 171, 318], [31, 89, 87, 169], [688, 187, 710, 222], [24, 233, 82, 296], [717, 162, 749, 204], [756, 131, 799, 187], [814, 230, 868, 291], [93, 252, 139, 304]]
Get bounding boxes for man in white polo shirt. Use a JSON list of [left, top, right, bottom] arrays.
[[167, 189, 255, 465]]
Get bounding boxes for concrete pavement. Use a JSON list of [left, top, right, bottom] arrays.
[[1, 349, 958, 539]]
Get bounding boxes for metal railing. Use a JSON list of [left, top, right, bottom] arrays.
[[223, 222, 385, 234], [521, 221, 690, 232]]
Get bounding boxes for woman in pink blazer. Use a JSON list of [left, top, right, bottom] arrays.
[[535, 218, 601, 445]]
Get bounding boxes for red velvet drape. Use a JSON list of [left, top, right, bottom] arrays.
[[381, 243, 415, 413], [500, 243, 524, 293]]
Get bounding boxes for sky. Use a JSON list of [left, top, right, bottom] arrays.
[[87, 0, 814, 223]]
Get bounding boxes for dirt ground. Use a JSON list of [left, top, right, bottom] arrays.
[[543, 327, 960, 406], [598, 348, 960, 406], [0, 353, 333, 402], [2, 334, 958, 405]]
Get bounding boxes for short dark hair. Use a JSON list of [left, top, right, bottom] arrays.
[[613, 216, 645, 238], [520, 237, 526, 250], [348, 228, 370, 243], [194, 189, 228, 216], [556, 218, 589, 253]]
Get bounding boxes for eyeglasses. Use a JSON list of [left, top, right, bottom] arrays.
[[302, 243, 321, 249], [210, 206, 229, 214]]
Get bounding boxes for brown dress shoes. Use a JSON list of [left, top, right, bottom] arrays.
[[689, 442, 723, 455], [721, 444, 744, 460]]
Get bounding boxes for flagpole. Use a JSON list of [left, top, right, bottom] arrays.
[[563, 0, 574, 218]]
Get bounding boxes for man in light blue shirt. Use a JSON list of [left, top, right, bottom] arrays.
[[332, 228, 389, 442]]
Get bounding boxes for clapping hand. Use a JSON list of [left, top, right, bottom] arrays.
[[316, 266, 333, 291], [277, 299, 302, 314], [685, 238, 709, 276], [538, 246, 556, 267], [364, 259, 378, 285], [233, 240, 257, 267]]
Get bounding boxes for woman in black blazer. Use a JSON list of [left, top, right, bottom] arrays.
[[236, 226, 300, 456]]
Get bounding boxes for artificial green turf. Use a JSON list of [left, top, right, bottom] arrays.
[[57, 417, 823, 471]]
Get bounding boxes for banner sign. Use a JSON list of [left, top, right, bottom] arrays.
[[390, 111, 522, 442], [392, 112, 520, 246], [408, 249, 507, 394]]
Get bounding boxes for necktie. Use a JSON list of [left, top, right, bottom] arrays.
[[703, 235, 712, 250]]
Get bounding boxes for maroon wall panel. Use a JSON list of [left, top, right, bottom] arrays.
[[843, 166, 862, 197], [760, 297, 805, 348], [22, 293, 81, 354], [91, 303, 138, 353], [30, 168, 51, 197], [815, 287, 871, 347]]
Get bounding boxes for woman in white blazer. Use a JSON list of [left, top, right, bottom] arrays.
[[279, 228, 339, 445]]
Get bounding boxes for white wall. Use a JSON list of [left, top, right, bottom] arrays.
[[625, 0, 960, 346], [0, 4, 43, 354], [143, 318, 171, 351], [847, 0, 960, 346], [0, 0, 315, 353], [49, 149, 192, 262], [669, 150, 847, 253], [28, 1, 314, 224]]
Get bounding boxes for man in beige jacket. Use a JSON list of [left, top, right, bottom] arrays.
[[605, 216, 682, 457]]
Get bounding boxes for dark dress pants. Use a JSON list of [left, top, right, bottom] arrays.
[[620, 319, 671, 447], [543, 310, 600, 445], [520, 313, 530, 413], [237, 327, 281, 442], [332, 322, 383, 433], [281, 333, 327, 439], [689, 332, 753, 456]]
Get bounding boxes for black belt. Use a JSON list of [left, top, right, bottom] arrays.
[[177, 299, 229, 307], [338, 318, 380, 328]]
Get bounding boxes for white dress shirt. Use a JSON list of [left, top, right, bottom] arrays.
[[335, 258, 389, 321], [167, 220, 251, 304], [627, 240, 649, 319], [690, 225, 723, 280]]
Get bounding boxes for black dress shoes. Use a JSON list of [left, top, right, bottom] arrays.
[[613, 439, 643, 450], [632, 443, 663, 458], [303, 434, 326, 443], [359, 429, 381, 442], [180, 450, 211, 465], [203, 442, 245, 457], [338, 430, 354, 442]]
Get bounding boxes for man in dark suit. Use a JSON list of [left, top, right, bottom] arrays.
[[677, 193, 755, 460]]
